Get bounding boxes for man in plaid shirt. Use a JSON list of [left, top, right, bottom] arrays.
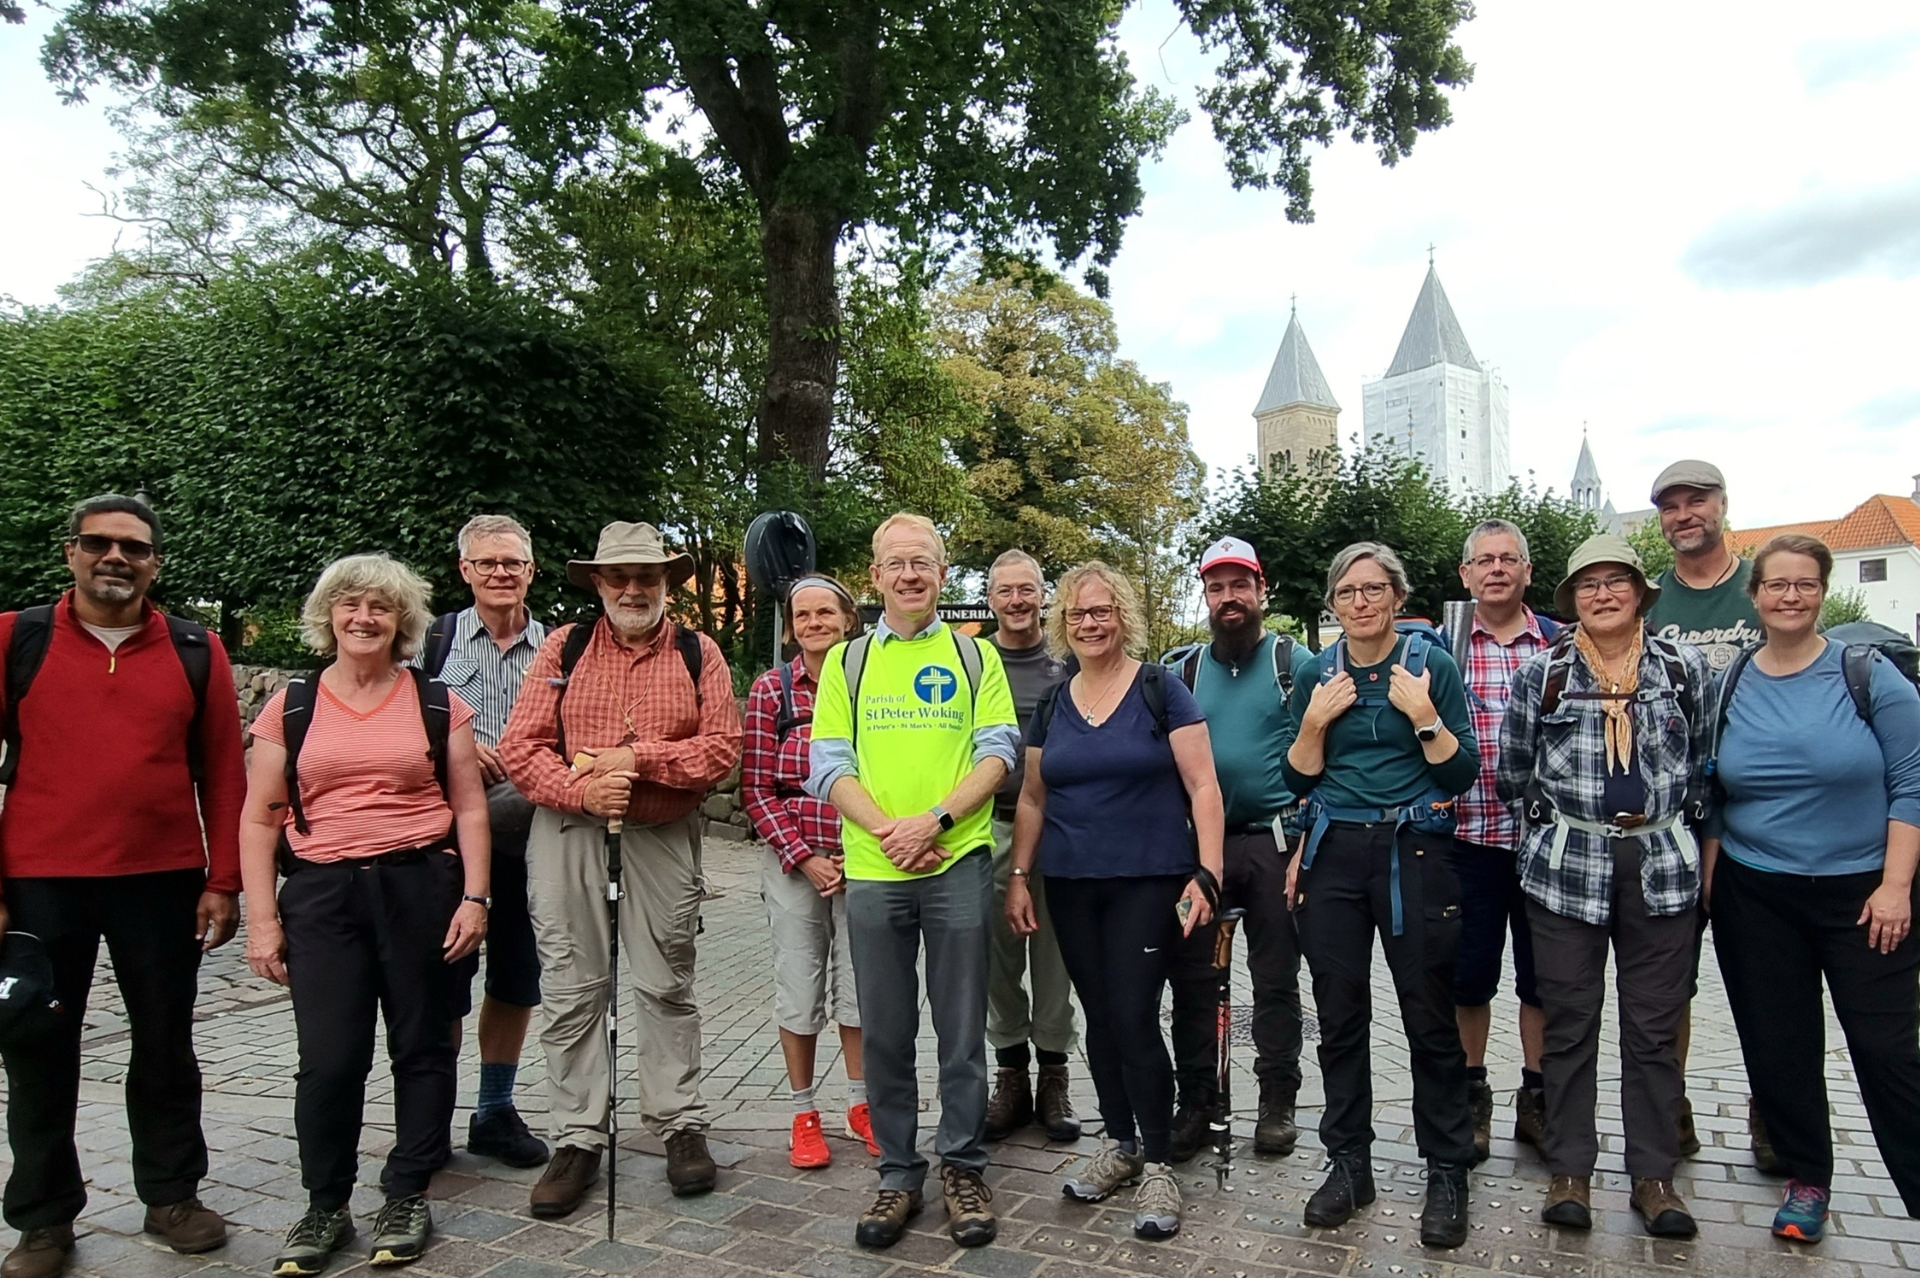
[[1443, 519, 1558, 1160]]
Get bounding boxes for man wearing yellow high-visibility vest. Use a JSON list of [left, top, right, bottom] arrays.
[[806, 513, 1018, 1253]]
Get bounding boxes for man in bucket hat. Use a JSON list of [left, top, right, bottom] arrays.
[[499, 521, 742, 1216]]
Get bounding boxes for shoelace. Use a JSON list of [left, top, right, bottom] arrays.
[[869, 1189, 913, 1215], [1783, 1181, 1827, 1214], [286, 1210, 338, 1246], [373, 1197, 425, 1234], [1137, 1169, 1179, 1209], [945, 1172, 989, 1211]]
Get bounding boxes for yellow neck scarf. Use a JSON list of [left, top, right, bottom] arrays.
[[1572, 624, 1642, 775]]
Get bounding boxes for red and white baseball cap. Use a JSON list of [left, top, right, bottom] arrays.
[[1199, 535, 1262, 578]]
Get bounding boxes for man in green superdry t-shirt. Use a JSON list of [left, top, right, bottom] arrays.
[[807, 513, 1018, 1252]]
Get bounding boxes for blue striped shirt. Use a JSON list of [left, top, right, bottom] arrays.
[[418, 607, 548, 748]]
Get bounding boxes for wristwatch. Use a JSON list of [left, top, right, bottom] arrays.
[[931, 805, 955, 831], [462, 894, 492, 909], [1415, 718, 1444, 743]]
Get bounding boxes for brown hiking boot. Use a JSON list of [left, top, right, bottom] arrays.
[[2, 1226, 74, 1278], [143, 1198, 227, 1254], [1036, 1064, 1081, 1142], [1542, 1175, 1591, 1230], [1514, 1086, 1547, 1148], [854, 1188, 922, 1249], [1750, 1098, 1784, 1174], [1468, 1078, 1494, 1163], [1630, 1178, 1697, 1238], [1676, 1096, 1700, 1157], [665, 1129, 718, 1197], [985, 1067, 1033, 1140], [529, 1145, 601, 1219], [940, 1165, 997, 1247]]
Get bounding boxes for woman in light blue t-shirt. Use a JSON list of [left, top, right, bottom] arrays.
[[1705, 533, 1920, 1245]]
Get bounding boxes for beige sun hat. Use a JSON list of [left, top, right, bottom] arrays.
[[1553, 532, 1662, 619], [566, 521, 694, 590]]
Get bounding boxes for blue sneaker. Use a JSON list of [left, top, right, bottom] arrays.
[[1772, 1180, 1829, 1243]]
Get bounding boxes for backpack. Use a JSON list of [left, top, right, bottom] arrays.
[[840, 629, 982, 747], [775, 661, 810, 743], [1030, 661, 1176, 743], [1321, 619, 1441, 702], [1441, 608, 1561, 712], [419, 610, 462, 679], [1, 604, 213, 787], [1161, 632, 1296, 701], [280, 666, 450, 837], [1710, 625, 1920, 771], [547, 618, 706, 762]]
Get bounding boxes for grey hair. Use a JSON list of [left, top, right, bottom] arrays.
[[456, 514, 534, 560], [300, 553, 435, 660], [1462, 518, 1530, 565], [987, 548, 1046, 590], [1324, 541, 1410, 609]]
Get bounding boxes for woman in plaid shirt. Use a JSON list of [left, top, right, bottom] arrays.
[[740, 575, 880, 1170]]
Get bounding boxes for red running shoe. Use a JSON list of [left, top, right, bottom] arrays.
[[790, 1111, 831, 1169], [846, 1102, 882, 1157]]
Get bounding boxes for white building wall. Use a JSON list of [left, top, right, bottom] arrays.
[[1362, 364, 1511, 493], [1835, 545, 1920, 640]]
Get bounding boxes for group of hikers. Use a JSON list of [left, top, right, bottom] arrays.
[[0, 455, 1916, 1278]]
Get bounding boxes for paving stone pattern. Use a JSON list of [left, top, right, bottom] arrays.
[[4, 841, 1913, 1277]]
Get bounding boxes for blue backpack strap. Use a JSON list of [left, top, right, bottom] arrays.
[[1401, 628, 1430, 678]]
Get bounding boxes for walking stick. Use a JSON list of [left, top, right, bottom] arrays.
[[604, 810, 623, 1240], [1211, 907, 1247, 1190]]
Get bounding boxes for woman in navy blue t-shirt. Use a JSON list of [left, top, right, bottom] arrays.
[[1005, 562, 1225, 1241]]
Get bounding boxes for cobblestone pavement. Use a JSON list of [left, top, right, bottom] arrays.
[[5, 839, 1915, 1277]]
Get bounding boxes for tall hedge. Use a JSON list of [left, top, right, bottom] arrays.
[[0, 268, 671, 650]]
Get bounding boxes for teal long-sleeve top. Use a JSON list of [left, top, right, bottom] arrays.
[[1281, 634, 1480, 809]]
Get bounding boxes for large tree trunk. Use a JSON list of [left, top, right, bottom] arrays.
[[757, 203, 842, 485]]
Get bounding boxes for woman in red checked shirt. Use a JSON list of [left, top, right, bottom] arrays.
[[740, 575, 879, 1169]]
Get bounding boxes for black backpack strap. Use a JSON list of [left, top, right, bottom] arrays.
[[551, 620, 598, 762], [1842, 643, 1877, 725], [1645, 634, 1697, 730], [675, 625, 705, 708], [162, 614, 213, 784], [1709, 644, 1758, 767], [1140, 662, 1172, 739], [1179, 647, 1203, 691], [1272, 633, 1295, 698], [775, 661, 811, 742], [0, 605, 56, 788], [280, 675, 320, 836], [1032, 681, 1063, 743], [420, 611, 461, 679], [1537, 630, 1581, 718], [409, 666, 452, 800]]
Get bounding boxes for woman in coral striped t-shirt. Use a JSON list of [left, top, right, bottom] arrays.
[[237, 553, 492, 1275]]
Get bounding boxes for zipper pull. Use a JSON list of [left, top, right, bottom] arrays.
[[109, 655, 117, 675]]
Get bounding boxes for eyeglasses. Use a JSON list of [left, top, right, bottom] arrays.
[[1757, 577, 1824, 598], [1465, 554, 1524, 570], [1064, 605, 1116, 626], [596, 566, 665, 589], [463, 557, 531, 578], [878, 558, 942, 578], [1573, 572, 1638, 598], [68, 534, 155, 561], [989, 584, 1040, 600], [1332, 582, 1392, 605]]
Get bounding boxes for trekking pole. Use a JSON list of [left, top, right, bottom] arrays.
[[1211, 907, 1247, 1191], [604, 810, 623, 1240]]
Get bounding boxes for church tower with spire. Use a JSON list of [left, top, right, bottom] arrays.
[[1253, 302, 1340, 476], [1571, 433, 1603, 513], [1361, 260, 1511, 492]]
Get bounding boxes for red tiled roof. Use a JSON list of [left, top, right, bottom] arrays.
[[1726, 496, 1920, 556], [1726, 519, 1839, 556]]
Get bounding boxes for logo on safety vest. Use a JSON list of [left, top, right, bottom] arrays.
[[914, 665, 958, 705]]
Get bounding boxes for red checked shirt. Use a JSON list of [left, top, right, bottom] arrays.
[[1454, 608, 1552, 851], [498, 617, 741, 826], [740, 657, 842, 871]]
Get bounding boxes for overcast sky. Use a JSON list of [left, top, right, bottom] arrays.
[[4, 1, 1917, 529]]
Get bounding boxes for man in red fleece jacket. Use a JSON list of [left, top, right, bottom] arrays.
[[0, 495, 246, 1278]]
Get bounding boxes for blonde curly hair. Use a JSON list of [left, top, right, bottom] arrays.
[[1046, 561, 1147, 660], [300, 553, 434, 661]]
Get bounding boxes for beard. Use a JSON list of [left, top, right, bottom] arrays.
[[84, 572, 139, 604], [607, 597, 664, 639], [1208, 604, 1265, 662]]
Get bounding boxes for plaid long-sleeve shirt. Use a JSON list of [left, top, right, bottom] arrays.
[[1495, 631, 1715, 926], [740, 657, 842, 871], [499, 617, 742, 825], [1454, 609, 1553, 850]]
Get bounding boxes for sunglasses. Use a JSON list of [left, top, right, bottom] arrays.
[[69, 534, 156, 561]]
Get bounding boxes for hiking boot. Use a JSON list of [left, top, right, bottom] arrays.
[[1131, 1163, 1182, 1239], [1750, 1098, 1784, 1174], [529, 1145, 601, 1219], [1773, 1179, 1830, 1243], [984, 1067, 1034, 1141], [1420, 1161, 1470, 1248], [1062, 1140, 1145, 1202], [854, 1188, 922, 1249], [2, 1226, 74, 1278], [1468, 1078, 1495, 1164], [1304, 1152, 1376, 1228], [846, 1102, 881, 1157], [1514, 1086, 1547, 1148], [1254, 1081, 1299, 1157], [1036, 1063, 1082, 1141], [791, 1111, 832, 1169], [1676, 1097, 1700, 1158], [273, 1207, 353, 1277], [468, 1106, 551, 1168], [939, 1165, 997, 1247], [1169, 1103, 1210, 1164], [666, 1129, 718, 1197], [1630, 1178, 1697, 1238], [369, 1195, 431, 1266], [143, 1198, 227, 1254], [1542, 1175, 1592, 1230]]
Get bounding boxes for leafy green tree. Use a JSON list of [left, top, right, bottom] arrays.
[[1626, 517, 1675, 578], [1820, 587, 1873, 631]]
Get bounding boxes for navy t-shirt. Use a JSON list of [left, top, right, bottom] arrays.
[[1030, 665, 1206, 879]]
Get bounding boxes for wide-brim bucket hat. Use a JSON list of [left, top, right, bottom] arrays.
[[1553, 532, 1662, 619], [566, 521, 695, 590]]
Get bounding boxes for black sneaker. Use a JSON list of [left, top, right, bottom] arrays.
[[369, 1195, 432, 1266], [274, 1206, 354, 1277], [1420, 1162, 1470, 1248], [1169, 1103, 1211, 1164], [1304, 1152, 1376, 1228], [468, 1107, 551, 1168]]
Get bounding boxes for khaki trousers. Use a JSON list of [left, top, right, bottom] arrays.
[[986, 817, 1078, 1055], [526, 807, 707, 1150]]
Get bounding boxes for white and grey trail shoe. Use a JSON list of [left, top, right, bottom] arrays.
[[369, 1194, 432, 1266], [1063, 1140, 1145, 1202], [1132, 1163, 1183, 1239]]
